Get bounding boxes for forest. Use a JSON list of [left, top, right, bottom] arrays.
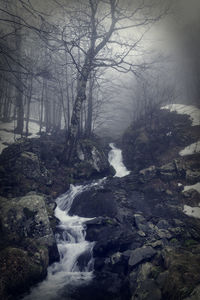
[[0, 0, 199, 143], [0, 1, 200, 300]]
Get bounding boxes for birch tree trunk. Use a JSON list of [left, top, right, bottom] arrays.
[[66, 64, 90, 163]]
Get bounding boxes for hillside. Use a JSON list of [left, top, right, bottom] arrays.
[[0, 104, 200, 300]]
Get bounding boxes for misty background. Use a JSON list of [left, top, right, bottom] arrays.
[[0, 0, 199, 139]]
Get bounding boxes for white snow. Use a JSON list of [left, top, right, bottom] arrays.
[[179, 141, 200, 156], [161, 104, 200, 157], [183, 182, 200, 193], [166, 131, 172, 136], [182, 183, 200, 219], [183, 205, 200, 219], [161, 104, 200, 126], [0, 121, 41, 154]]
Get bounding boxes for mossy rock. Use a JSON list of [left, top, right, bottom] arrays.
[[184, 239, 198, 247], [0, 247, 48, 299]]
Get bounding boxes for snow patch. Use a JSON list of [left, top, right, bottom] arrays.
[[179, 141, 200, 156], [166, 131, 172, 136], [161, 104, 200, 126], [0, 121, 41, 154], [183, 205, 200, 219], [182, 183, 200, 219], [183, 182, 200, 193]]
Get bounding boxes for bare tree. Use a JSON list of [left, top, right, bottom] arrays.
[[55, 0, 168, 162]]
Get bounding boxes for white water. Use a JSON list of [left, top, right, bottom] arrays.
[[108, 143, 130, 177], [23, 179, 105, 300], [22, 143, 129, 299]]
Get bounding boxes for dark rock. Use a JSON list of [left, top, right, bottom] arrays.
[[71, 271, 130, 300], [156, 271, 169, 288], [139, 165, 157, 182], [0, 193, 59, 299], [158, 161, 177, 180], [0, 247, 48, 299], [128, 246, 156, 267], [131, 279, 161, 300], [73, 139, 112, 178], [134, 214, 149, 233], [69, 189, 118, 218], [184, 285, 200, 300], [121, 109, 199, 172], [161, 246, 200, 299], [92, 227, 136, 258], [157, 219, 169, 229]]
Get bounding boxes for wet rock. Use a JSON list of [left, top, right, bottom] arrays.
[[128, 246, 156, 267], [69, 189, 118, 218], [147, 240, 164, 249], [0, 146, 52, 197], [74, 139, 111, 178], [137, 262, 154, 281], [139, 165, 156, 182], [158, 162, 177, 180], [174, 154, 200, 183], [134, 214, 149, 233], [0, 193, 59, 299], [161, 246, 200, 299], [74, 271, 129, 300], [156, 270, 169, 289], [0, 247, 48, 299], [183, 285, 200, 300], [157, 219, 169, 229], [186, 169, 200, 183], [92, 227, 136, 258], [131, 279, 161, 300], [0, 194, 57, 245]]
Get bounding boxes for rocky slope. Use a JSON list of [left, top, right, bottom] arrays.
[[0, 106, 199, 300], [69, 108, 200, 300], [0, 134, 111, 300]]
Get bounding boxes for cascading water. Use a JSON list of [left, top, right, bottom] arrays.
[[22, 144, 129, 300], [108, 143, 130, 177]]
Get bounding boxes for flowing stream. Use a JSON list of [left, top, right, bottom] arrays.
[[22, 143, 129, 300], [108, 143, 130, 177]]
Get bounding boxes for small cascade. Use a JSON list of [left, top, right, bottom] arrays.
[[22, 179, 105, 300], [108, 143, 130, 177], [22, 143, 129, 299]]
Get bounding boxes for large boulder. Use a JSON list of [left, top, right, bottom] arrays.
[[0, 139, 52, 197], [72, 139, 112, 179], [161, 246, 200, 299], [121, 109, 199, 172], [128, 246, 156, 267], [0, 193, 59, 299], [69, 189, 118, 218]]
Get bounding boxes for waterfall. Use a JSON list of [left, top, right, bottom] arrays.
[[22, 143, 129, 299], [22, 179, 105, 300], [108, 143, 130, 177]]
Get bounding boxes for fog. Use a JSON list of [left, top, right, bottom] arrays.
[[96, 0, 200, 136], [0, 0, 199, 138]]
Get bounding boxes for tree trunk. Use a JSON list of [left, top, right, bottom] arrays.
[[86, 73, 94, 137], [39, 78, 45, 135], [14, 23, 24, 135], [14, 90, 24, 134], [25, 75, 33, 136], [65, 67, 90, 163]]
